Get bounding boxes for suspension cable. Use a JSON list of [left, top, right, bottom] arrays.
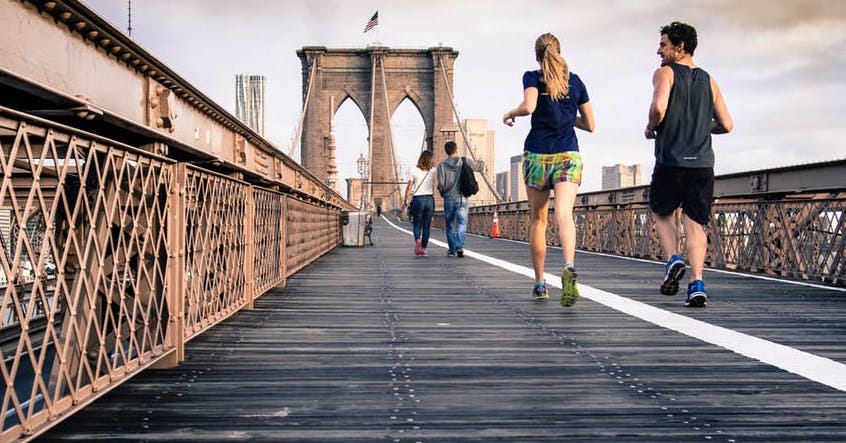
[[288, 58, 317, 159], [438, 55, 501, 202], [367, 54, 377, 208], [379, 56, 403, 204]]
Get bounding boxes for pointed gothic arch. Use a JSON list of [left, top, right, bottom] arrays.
[[297, 45, 459, 209]]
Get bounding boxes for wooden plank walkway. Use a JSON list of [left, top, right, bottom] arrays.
[[39, 216, 846, 442]]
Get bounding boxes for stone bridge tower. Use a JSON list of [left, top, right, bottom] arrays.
[[296, 45, 459, 210]]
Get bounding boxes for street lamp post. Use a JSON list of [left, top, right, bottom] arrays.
[[440, 122, 458, 150], [356, 153, 369, 210]]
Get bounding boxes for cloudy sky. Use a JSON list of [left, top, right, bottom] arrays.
[[84, 0, 845, 193]]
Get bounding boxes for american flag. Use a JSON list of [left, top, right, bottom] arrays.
[[364, 11, 378, 33]]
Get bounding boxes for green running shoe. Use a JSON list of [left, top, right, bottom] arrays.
[[560, 266, 579, 307]]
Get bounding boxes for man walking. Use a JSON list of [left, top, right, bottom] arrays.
[[437, 140, 484, 257], [645, 21, 733, 307]]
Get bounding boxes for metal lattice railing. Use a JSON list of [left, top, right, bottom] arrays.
[[0, 113, 175, 438], [709, 199, 845, 283], [285, 198, 343, 277], [182, 168, 249, 338], [465, 194, 845, 286], [253, 188, 286, 295], [0, 110, 344, 441]]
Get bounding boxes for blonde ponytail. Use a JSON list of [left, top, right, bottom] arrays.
[[534, 33, 570, 100]]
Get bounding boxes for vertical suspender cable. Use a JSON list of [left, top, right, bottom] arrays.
[[380, 57, 403, 203], [367, 53, 377, 209], [438, 55, 501, 202], [288, 58, 317, 160]]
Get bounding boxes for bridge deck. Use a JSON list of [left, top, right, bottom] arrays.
[[40, 217, 846, 442]]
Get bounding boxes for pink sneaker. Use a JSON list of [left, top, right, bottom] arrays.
[[420, 249, 427, 257], [414, 239, 423, 256]]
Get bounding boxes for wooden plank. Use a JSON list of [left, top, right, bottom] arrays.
[[40, 217, 846, 442]]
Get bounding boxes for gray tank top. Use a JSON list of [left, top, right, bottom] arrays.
[[654, 63, 714, 168]]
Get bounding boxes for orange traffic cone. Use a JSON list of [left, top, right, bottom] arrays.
[[490, 208, 501, 238]]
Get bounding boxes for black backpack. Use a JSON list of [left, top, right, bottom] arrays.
[[458, 157, 479, 197]]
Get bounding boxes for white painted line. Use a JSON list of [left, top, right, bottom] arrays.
[[577, 249, 846, 293], [382, 216, 846, 392], [435, 216, 845, 292], [573, 285, 846, 392]]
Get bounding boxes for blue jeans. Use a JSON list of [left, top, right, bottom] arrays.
[[443, 197, 469, 253], [411, 195, 435, 248]]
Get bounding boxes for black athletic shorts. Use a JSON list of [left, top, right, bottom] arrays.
[[648, 164, 714, 225]]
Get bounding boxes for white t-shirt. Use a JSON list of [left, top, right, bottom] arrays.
[[410, 167, 435, 196]]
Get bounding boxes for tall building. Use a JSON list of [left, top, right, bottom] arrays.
[[602, 163, 642, 190], [496, 171, 511, 202], [457, 119, 497, 205], [509, 154, 527, 202], [235, 74, 267, 137]]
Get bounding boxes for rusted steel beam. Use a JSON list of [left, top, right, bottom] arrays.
[[0, 0, 352, 210], [574, 159, 846, 208]]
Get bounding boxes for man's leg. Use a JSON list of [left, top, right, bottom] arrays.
[[650, 165, 691, 296], [443, 198, 457, 254], [679, 167, 714, 307], [653, 209, 680, 261], [455, 198, 469, 256], [683, 216, 707, 283], [654, 210, 686, 295], [682, 215, 708, 307]]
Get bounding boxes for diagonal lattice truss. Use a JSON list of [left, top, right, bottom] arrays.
[[710, 199, 845, 283], [469, 196, 845, 286], [252, 188, 285, 295], [182, 168, 249, 338], [1, 116, 173, 435]]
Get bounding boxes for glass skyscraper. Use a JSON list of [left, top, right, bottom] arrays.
[[235, 74, 267, 137]]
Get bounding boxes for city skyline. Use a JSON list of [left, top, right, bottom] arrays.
[[83, 0, 846, 193]]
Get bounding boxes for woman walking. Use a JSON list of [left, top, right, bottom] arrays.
[[404, 150, 436, 256], [503, 32, 595, 306]]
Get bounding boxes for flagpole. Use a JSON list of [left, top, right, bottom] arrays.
[[377, 11, 382, 45], [364, 11, 380, 46]]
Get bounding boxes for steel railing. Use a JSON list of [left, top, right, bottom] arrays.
[[0, 109, 343, 441], [458, 167, 845, 286]]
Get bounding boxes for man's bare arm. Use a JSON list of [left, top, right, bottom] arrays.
[[710, 77, 733, 134], [645, 66, 673, 139]]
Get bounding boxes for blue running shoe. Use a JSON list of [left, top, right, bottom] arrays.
[[532, 282, 549, 301], [660, 254, 686, 295], [685, 280, 707, 307]]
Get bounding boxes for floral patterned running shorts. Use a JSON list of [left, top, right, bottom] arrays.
[[522, 151, 583, 191]]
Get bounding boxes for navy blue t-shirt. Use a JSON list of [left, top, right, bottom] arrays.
[[522, 70, 589, 154]]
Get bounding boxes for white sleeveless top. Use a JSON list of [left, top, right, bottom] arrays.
[[410, 167, 435, 196]]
